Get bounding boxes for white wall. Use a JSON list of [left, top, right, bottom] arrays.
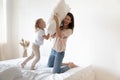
[[7, 0, 120, 77]]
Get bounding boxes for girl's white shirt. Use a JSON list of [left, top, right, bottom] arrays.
[[33, 29, 45, 46]]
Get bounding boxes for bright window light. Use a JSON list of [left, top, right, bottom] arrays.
[[0, 0, 7, 43]]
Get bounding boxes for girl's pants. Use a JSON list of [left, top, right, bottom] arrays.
[[22, 43, 40, 68]]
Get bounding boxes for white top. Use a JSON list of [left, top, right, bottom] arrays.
[[33, 29, 45, 46], [52, 29, 72, 52]]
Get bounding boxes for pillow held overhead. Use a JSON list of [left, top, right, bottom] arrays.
[[47, 0, 71, 35]]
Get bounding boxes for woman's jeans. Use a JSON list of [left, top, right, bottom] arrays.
[[47, 49, 70, 73]]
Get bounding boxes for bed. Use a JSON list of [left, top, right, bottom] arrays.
[[0, 56, 118, 80], [0, 56, 89, 80]]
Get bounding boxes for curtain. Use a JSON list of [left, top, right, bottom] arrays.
[[0, 0, 7, 60], [0, 0, 20, 60]]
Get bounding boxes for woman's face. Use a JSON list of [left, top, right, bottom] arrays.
[[63, 15, 71, 27]]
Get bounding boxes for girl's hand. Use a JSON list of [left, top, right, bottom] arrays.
[[43, 35, 46, 39], [43, 34, 50, 40]]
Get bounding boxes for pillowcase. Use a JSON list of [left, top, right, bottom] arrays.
[[47, 0, 71, 35], [64, 66, 95, 80]]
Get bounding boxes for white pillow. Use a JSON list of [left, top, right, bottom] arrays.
[[0, 67, 23, 80], [47, 0, 71, 35], [64, 66, 95, 80]]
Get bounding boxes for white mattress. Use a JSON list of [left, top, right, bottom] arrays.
[[0, 56, 83, 80]]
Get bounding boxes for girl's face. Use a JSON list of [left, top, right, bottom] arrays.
[[63, 15, 71, 27], [38, 19, 46, 29]]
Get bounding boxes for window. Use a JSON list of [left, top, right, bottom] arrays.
[[0, 0, 7, 43]]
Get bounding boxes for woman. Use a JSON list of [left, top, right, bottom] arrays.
[[47, 12, 77, 73]]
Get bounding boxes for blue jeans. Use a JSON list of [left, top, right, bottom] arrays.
[[47, 49, 70, 73]]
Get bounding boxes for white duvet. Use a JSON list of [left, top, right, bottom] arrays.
[[0, 57, 83, 80], [0, 67, 23, 80]]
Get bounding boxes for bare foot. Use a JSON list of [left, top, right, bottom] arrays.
[[21, 63, 25, 68], [31, 65, 35, 70], [68, 62, 78, 68], [62, 63, 69, 66]]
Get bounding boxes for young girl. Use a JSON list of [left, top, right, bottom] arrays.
[[47, 12, 77, 73], [21, 18, 49, 70]]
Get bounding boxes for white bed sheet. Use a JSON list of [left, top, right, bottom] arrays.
[[0, 56, 83, 80]]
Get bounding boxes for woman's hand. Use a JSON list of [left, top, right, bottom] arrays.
[[54, 15, 61, 38], [51, 33, 56, 38], [53, 15, 59, 24]]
